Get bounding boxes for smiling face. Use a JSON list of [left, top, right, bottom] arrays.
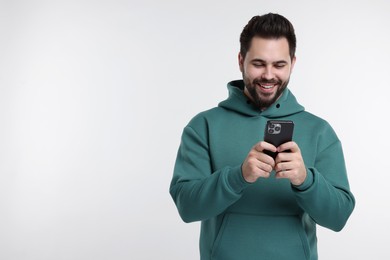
[[239, 37, 296, 110]]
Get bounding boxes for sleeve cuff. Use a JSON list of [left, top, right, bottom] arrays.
[[292, 168, 314, 191], [226, 165, 252, 194]]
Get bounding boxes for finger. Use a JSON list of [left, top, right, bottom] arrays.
[[261, 152, 276, 169], [277, 141, 299, 153], [252, 167, 272, 179], [274, 161, 294, 176], [274, 162, 291, 173], [257, 160, 274, 174], [255, 141, 277, 153], [275, 151, 293, 163], [245, 159, 272, 179], [275, 169, 290, 179]]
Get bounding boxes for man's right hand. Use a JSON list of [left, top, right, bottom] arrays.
[[241, 141, 276, 183]]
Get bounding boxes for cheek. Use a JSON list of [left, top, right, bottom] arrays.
[[279, 68, 293, 80], [280, 72, 291, 82], [244, 67, 261, 80], [270, 71, 285, 82]]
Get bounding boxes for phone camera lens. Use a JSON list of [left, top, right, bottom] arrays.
[[269, 124, 275, 128], [268, 129, 274, 134], [275, 126, 281, 131]]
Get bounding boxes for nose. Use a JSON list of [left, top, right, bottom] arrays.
[[262, 66, 274, 80]]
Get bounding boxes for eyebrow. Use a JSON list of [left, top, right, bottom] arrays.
[[251, 59, 288, 65]]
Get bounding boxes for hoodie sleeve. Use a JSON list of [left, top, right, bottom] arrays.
[[292, 126, 355, 231], [169, 123, 251, 223]]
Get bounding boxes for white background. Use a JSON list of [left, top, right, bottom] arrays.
[[0, 0, 389, 259]]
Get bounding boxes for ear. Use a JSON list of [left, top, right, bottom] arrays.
[[238, 52, 244, 72], [290, 56, 297, 72]]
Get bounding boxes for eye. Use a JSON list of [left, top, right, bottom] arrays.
[[253, 63, 265, 68], [274, 63, 287, 69]]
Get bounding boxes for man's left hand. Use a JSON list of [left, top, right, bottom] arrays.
[[274, 141, 307, 186]]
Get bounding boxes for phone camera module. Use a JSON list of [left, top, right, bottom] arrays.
[[268, 123, 281, 134]]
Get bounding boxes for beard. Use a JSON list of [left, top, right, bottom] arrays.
[[243, 74, 290, 110]]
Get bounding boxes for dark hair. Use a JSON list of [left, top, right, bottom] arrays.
[[240, 13, 296, 60]]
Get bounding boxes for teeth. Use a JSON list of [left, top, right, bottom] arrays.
[[261, 84, 274, 89]]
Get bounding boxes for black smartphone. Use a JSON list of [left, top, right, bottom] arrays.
[[263, 120, 294, 159]]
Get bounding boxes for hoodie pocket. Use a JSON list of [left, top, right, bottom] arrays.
[[211, 213, 310, 260]]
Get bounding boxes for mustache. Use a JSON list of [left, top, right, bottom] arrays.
[[253, 78, 281, 85]]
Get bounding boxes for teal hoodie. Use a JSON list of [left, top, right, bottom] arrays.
[[170, 80, 355, 260]]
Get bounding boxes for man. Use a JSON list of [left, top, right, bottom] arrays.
[[170, 13, 355, 260]]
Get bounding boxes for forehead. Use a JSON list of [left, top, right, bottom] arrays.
[[246, 37, 291, 62]]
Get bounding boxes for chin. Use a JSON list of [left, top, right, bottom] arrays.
[[258, 93, 275, 102]]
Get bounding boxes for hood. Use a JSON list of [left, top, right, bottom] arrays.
[[218, 80, 305, 118]]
